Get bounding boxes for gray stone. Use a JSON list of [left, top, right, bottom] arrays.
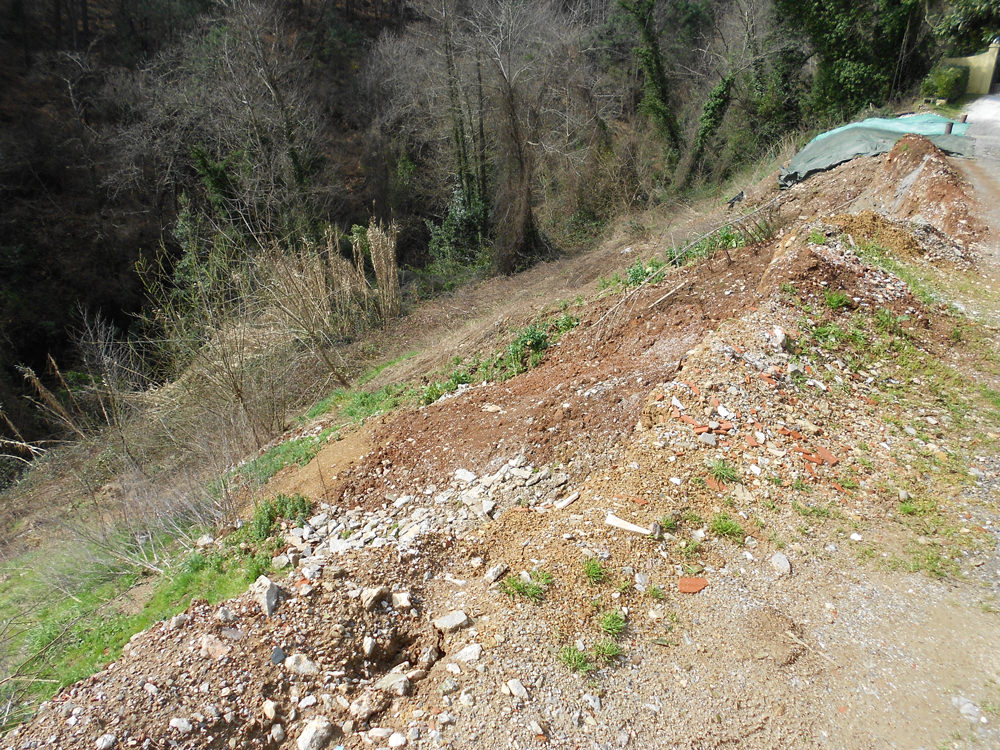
[[582, 693, 601, 712], [271, 724, 286, 743], [769, 552, 791, 577], [167, 614, 189, 630], [433, 610, 470, 633], [271, 554, 291, 570], [361, 586, 390, 611], [215, 606, 236, 623], [362, 636, 376, 657], [953, 696, 982, 722], [439, 677, 460, 695], [251, 576, 281, 617], [95, 734, 116, 750], [285, 653, 319, 676], [296, 716, 339, 750], [271, 646, 287, 665], [698, 432, 718, 447]]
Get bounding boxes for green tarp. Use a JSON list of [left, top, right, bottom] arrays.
[[778, 114, 974, 188]]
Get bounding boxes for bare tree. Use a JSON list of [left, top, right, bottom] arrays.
[[366, 0, 615, 272]]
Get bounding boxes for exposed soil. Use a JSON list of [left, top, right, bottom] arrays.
[[6, 120, 1000, 750]]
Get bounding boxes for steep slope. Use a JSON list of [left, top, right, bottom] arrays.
[[5, 131, 1000, 750]]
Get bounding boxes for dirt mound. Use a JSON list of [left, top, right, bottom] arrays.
[[855, 134, 987, 248], [333, 243, 775, 514]]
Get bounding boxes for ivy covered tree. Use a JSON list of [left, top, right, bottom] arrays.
[[775, 0, 936, 116], [938, 0, 1000, 55]]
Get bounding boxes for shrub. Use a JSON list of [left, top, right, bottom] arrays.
[[921, 65, 969, 102]]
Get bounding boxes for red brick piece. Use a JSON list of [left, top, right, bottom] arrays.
[[815, 446, 839, 466], [678, 577, 708, 594]]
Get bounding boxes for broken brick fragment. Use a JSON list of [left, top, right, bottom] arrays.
[[678, 577, 708, 594], [815, 446, 839, 466], [705, 476, 725, 491]]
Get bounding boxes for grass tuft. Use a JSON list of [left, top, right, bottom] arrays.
[[558, 645, 593, 673], [583, 557, 607, 585], [709, 512, 744, 542], [708, 459, 739, 485], [600, 609, 626, 637]]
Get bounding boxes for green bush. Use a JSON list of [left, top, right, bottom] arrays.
[[921, 65, 969, 102]]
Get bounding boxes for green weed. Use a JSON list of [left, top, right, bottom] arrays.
[[792, 500, 831, 518], [558, 645, 593, 673], [593, 639, 622, 662], [600, 610, 626, 637], [709, 513, 744, 542], [583, 558, 607, 585], [824, 289, 852, 311], [499, 575, 545, 603], [708, 459, 739, 485]]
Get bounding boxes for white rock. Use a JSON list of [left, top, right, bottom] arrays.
[[215, 606, 236, 623], [388, 732, 408, 747], [361, 586, 390, 611], [506, 679, 529, 700], [169, 717, 192, 734], [375, 672, 411, 696], [391, 591, 412, 610], [263, 700, 279, 721], [167, 614, 189, 630], [849, 533, 863, 542], [455, 468, 477, 484], [433, 610, 471, 633], [362, 636, 376, 657], [285, 654, 319, 675], [195, 534, 215, 548], [95, 734, 116, 750], [271, 724, 286, 743], [453, 643, 482, 663], [199, 634, 230, 660], [483, 563, 509, 585], [554, 492, 580, 510], [769, 552, 791, 577], [296, 716, 338, 750]]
